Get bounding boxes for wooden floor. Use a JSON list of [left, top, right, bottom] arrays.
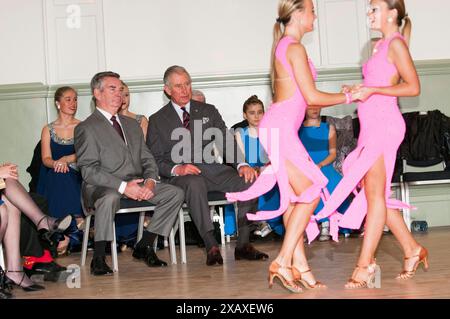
[[13, 227, 450, 299]]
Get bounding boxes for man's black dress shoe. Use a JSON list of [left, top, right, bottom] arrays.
[[90, 256, 113, 276], [206, 246, 223, 266], [235, 243, 269, 261], [133, 241, 167, 267], [25, 262, 68, 282]]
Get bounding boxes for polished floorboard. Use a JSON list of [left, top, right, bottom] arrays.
[[13, 227, 450, 299]]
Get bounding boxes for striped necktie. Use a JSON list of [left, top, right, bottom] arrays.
[[181, 107, 190, 129]]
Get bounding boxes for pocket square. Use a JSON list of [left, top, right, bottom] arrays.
[[202, 117, 210, 124]]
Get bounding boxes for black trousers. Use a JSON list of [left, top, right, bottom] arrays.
[[169, 164, 257, 247], [19, 193, 49, 257]]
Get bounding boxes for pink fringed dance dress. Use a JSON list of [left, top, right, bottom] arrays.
[[314, 32, 413, 239], [226, 36, 330, 243]]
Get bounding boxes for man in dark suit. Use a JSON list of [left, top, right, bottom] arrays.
[[75, 71, 184, 275], [147, 66, 268, 266]]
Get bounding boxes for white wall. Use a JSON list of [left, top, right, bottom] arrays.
[[408, 0, 450, 60], [1, 0, 450, 86], [103, 0, 277, 79], [0, 0, 46, 85]]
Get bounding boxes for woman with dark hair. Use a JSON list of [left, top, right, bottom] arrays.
[[316, 0, 428, 288], [225, 95, 284, 238], [299, 107, 351, 241], [38, 86, 83, 255]]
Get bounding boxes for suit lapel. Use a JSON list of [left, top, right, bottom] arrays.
[[93, 109, 127, 148], [119, 114, 140, 168], [118, 114, 133, 147], [163, 102, 184, 129], [190, 100, 202, 122]]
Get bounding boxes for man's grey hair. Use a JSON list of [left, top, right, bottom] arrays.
[[192, 89, 206, 103], [163, 65, 191, 86], [90, 71, 121, 104]]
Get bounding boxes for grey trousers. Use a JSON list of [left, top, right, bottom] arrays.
[[169, 164, 257, 247], [83, 183, 184, 242]]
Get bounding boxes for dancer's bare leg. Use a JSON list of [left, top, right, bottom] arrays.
[[347, 156, 386, 287], [274, 160, 320, 283], [385, 209, 423, 275]]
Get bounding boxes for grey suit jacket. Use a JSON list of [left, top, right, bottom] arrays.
[[75, 109, 160, 191], [147, 100, 245, 179]]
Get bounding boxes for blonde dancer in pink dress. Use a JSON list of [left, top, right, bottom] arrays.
[[316, 0, 428, 289], [227, 0, 357, 293]]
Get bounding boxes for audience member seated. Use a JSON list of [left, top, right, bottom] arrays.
[[299, 107, 351, 241], [192, 89, 206, 104], [147, 65, 268, 266], [326, 115, 357, 175], [225, 95, 284, 238], [119, 81, 149, 139], [16, 142, 72, 279], [74, 71, 184, 276], [20, 193, 68, 282], [117, 81, 152, 249], [37, 86, 83, 256], [0, 162, 71, 295]]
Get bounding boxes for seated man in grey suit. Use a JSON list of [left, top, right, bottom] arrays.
[[75, 71, 184, 276], [147, 65, 268, 266]]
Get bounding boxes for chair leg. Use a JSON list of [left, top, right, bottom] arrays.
[[0, 243, 5, 269], [179, 208, 187, 264], [234, 202, 239, 237], [137, 212, 145, 242], [404, 183, 412, 231], [169, 227, 177, 265], [111, 219, 118, 272], [153, 236, 158, 251], [81, 215, 92, 267], [218, 206, 225, 247]]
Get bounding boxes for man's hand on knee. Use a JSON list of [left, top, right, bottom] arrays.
[[124, 179, 146, 201], [238, 166, 257, 183], [174, 164, 202, 176]]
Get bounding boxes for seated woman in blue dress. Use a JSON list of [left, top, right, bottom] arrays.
[[298, 107, 351, 241], [37, 86, 83, 255], [225, 95, 284, 238]]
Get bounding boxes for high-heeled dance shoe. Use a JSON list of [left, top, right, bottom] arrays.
[[37, 215, 72, 254], [0, 266, 13, 299], [292, 267, 327, 289], [268, 261, 303, 293], [5, 270, 45, 292], [37, 215, 73, 234], [345, 263, 380, 289], [396, 246, 429, 280]]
